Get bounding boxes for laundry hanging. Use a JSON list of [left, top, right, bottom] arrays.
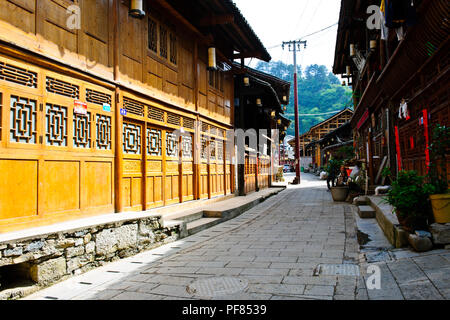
[[384, 0, 417, 29]]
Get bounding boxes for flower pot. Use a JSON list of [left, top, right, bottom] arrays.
[[430, 193, 450, 223], [330, 186, 349, 202]]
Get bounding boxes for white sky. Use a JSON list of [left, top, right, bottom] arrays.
[[233, 0, 342, 73]]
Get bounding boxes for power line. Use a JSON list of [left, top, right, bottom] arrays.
[[267, 22, 338, 49]]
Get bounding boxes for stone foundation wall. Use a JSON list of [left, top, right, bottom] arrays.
[[0, 216, 180, 299]]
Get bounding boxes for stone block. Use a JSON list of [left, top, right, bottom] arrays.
[[66, 246, 85, 258], [24, 241, 44, 253], [430, 223, 450, 245], [357, 206, 376, 219], [3, 247, 23, 257], [30, 257, 66, 283], [56, 239, 76, 249], [408, 234, 433, 252], [95, 224, 138, 256], [85, 242, 95, 254]]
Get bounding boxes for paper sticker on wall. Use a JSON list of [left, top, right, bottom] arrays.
[[103, 103, 111, 112], [74, 101, 87, 115]]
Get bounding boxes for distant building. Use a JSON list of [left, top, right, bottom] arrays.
[[290, 108, 354, 167]]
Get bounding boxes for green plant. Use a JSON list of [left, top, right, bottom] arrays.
[[325, 159, 344, 188], [426, 124, 450, 194], [385, 170, 432, 231], [335, 145, 354, 161]]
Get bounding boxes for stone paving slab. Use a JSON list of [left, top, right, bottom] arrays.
[[22, 173, 449, 301]]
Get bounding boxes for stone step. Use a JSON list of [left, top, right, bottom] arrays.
[[354, 196, 370, 206], [163, 209, 204, 223], [357, 205, 376, 219], [186, 218, 222, 236]]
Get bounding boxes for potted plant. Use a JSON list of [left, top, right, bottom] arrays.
[[425, 124, 450, 223], [385, 170, 431, 232], [326, 159, 349, 201]]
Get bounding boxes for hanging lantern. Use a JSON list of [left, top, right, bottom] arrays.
[[346, 66, 351, 76], [129, 0, 145, 18], [370, 40, 377, 51], [284, 126, 287, 131], [243, 76, 250, 86], [350, 44, 356, 57], [283, 95, 287, 102], [208, 47, 217, 70], [277, 119, 281, 125], [283, 106, 287, 111], [271, 111, 276, 118], [256, 98, 262, 107]]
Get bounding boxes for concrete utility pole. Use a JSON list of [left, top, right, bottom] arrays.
[[282, 40, 307, 185]]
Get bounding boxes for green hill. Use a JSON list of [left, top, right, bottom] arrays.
[[255, 61, 353, 136]]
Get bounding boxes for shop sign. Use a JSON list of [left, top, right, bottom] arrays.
[[103, 103, 111, 112], [74, 101, 87, 115]]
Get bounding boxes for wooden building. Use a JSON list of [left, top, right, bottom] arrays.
[[333, 0, 449, 185], [290, 108, 353, 167], [234, 65, 291, 195], [0, 0, 271, 232]]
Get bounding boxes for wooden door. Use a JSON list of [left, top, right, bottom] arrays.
[[145, 125, 164, 208], [216, 139, 225, 195], [209, 137, 218, 197], [181, 133, 194, 201], [122, 120, 144, 211], [164, 129, 180, 205], [199, 134, 209, 199]]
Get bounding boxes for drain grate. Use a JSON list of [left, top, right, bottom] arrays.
[[313, 264, 360, 276], [186, 277, 249, 298]]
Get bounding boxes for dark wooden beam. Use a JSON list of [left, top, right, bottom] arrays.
[[198, 14, 234, 26]]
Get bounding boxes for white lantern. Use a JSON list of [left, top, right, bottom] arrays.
[[208, 47, 217, 70], [243, 76, 250, 86], [346, 66, 351, 76], [256, 98, 262, 107], [350, 44, 356, 57], [129, 0, 145, 18], [370, 40, 377, 51]]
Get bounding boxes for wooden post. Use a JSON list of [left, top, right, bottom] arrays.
[[113, 0, 123, 213]]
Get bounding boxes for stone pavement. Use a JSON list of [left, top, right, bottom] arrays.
[[23, 173, 449, 300]]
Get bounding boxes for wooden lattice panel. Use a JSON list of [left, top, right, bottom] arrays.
[[0, 62, 37, 88], [209, 138, 216, 160], [201, 135, 208, 159], [217, 140, 223, 161], [86, 89, 112, 106], [183, 117, 195, 130], [123, 122, 141, 155], [73, 112, 91, 148], [45, 103, 68, 147], [182, 135, 193, 158], [46, 77, 80, 99], [123, 97, 145, 117], [167, 112, 181, 126], [166, 131, 179, 157], [96, 114, 111, 150], [10, 95, 37, 144], [0, 92, 2, 141], [147, 128, 162, 156], [148, 106, 165, 122]]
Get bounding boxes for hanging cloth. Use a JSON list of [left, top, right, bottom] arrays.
[[398, 99, 408, 119], [379, 0, 389, 40], [406, 0, 418, 26], [385, 0, 409, 28]]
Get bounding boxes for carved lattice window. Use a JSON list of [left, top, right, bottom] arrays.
[[210, 138, 216, 160], [96, 115, 111, 150], [166, 132, 179, 157], [10, 95, 37, 144], [0, 62, 37, 88], [46, 104, 68, 147], [148, 18, 158, 53], [46, 77, 80, 99], [123, 122, 141, 155], [201, 135, 208, 160], [169, 33, 177, 65], [182, 135, 193, 158], [217, 140, 223, 161], [86, 89, 111, 106], [73, 112, 91, 148], [160, 25, 168, 59], [147, 128, 162, 156]]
